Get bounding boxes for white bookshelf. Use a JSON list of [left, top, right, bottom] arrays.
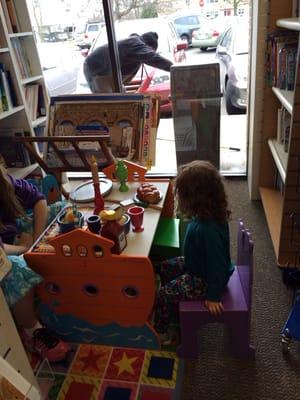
[[0, 0, 48, 177]]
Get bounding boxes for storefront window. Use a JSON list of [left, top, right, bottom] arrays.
[[28, 0, 249, 176]]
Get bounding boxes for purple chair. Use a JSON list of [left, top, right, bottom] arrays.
[[177, 219, 255, 359]]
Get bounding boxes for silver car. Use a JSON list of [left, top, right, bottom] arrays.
[[191, 17, 235, 51], [216, 23, 249, 114], [191, 19, 223, 51]]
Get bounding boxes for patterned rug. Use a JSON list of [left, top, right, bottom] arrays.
[[28, 343, 183, 400]]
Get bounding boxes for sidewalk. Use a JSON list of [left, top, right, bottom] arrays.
[[151, 115, 247, 175]]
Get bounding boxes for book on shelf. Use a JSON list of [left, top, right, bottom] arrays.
[[34, 124, 46, 153], [277, 106, 291, 152], [5, 0, 20, 33], [286, 46, 297, 91], [275, 170, 285, 195], [24, 83, 39, 121], [267, 31, 298, 89], [0, 129, 31, 167], [11, 37, 32, 79], [0, 63, 13, 110], [0, 0, 13, 32], [37, 84, 46, 117], [0, 74, 8, 112], [292, 0, 300, 17]]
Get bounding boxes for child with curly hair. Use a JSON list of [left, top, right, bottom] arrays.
[[154, 160, 234, 340], [0, 166, 69, 362]]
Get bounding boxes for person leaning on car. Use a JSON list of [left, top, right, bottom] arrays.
[[83, 31, 173, 93]]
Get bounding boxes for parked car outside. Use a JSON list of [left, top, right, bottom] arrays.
[[191, 17, 233, 51], [76, 18, 187, 115], [42, 31, 69, 42], [75, 22, 104, 49], [37, 37, 81, 96], [215, 22, 249, 115], [168, 11, 207, 44]]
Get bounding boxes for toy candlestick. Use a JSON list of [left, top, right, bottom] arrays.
[[91, 155, 99, 185], [90, 155, 104, 214], [93, 181, 104, 215]]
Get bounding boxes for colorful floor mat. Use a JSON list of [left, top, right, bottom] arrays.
[[28, 343, 183, 400]]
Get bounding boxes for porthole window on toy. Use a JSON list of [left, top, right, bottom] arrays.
[[83, 284, 99, 297], [62, 244, 72, 256], [93, 245, 104, 257], [45, 282, 60, 295], [77, 245, 88, 257], [123, 286, 139, 298], [133, 172, 140, 181]]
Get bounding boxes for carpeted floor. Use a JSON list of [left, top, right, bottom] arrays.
[[180, 178, 300, 400]]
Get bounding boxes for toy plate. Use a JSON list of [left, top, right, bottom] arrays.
[[69, 179, 113, 203], [133, 191, 163, 206]]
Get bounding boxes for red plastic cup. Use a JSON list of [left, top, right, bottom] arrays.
[[127, 206, 144, 232]]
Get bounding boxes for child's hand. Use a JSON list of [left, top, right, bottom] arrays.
[[15, 232, 33, 251], [204, 300, 224, 315]]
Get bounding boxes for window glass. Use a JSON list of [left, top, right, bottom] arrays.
[[176, 17, 186, 25], [233, 27, 249, 54], [93, 20, 171, 55], [220, 28, 232, 49], [88, 25, 99, 32], [26, 1, 248, 176]]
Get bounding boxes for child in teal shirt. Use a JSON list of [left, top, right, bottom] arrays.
[[154, 160, 234, 337]]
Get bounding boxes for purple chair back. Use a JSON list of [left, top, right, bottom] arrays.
[[236, 219, 254, 310]]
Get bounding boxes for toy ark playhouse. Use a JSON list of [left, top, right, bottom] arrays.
[[24, 227, 161, 349]]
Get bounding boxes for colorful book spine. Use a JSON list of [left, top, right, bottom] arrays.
[[141, 98, 152, 168], [0, 66, 9, 111], [0, 63, 13, 109], [286, 47, 297, 91]]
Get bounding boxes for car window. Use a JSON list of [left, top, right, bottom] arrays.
[[168, 21, 178, 43], [187, 16, 199, 25], [220, 28, 232, 49], [174, 16, 200, 26], [88, 25, 99, 32], [233, 28, 249, 54], [174, 17, 187, 25]]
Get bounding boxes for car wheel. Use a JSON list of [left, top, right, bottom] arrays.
[[225, 88, 242, 115], [180, 34, 189, 43], [200, 47, 208, 51]]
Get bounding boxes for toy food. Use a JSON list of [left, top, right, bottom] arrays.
[[136, 183, 161, 204], [64, 209, 76, 223]]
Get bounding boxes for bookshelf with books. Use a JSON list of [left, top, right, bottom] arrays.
[[259, 1, 300, 267], [0, 0, 48, 179]]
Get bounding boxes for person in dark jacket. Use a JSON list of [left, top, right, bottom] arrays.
[[83, 31, 173, 93]]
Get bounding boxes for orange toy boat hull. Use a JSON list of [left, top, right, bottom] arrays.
[[25, 229, 155, 327]]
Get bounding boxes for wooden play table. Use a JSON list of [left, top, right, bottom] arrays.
[[24, 178, 172, 348]]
